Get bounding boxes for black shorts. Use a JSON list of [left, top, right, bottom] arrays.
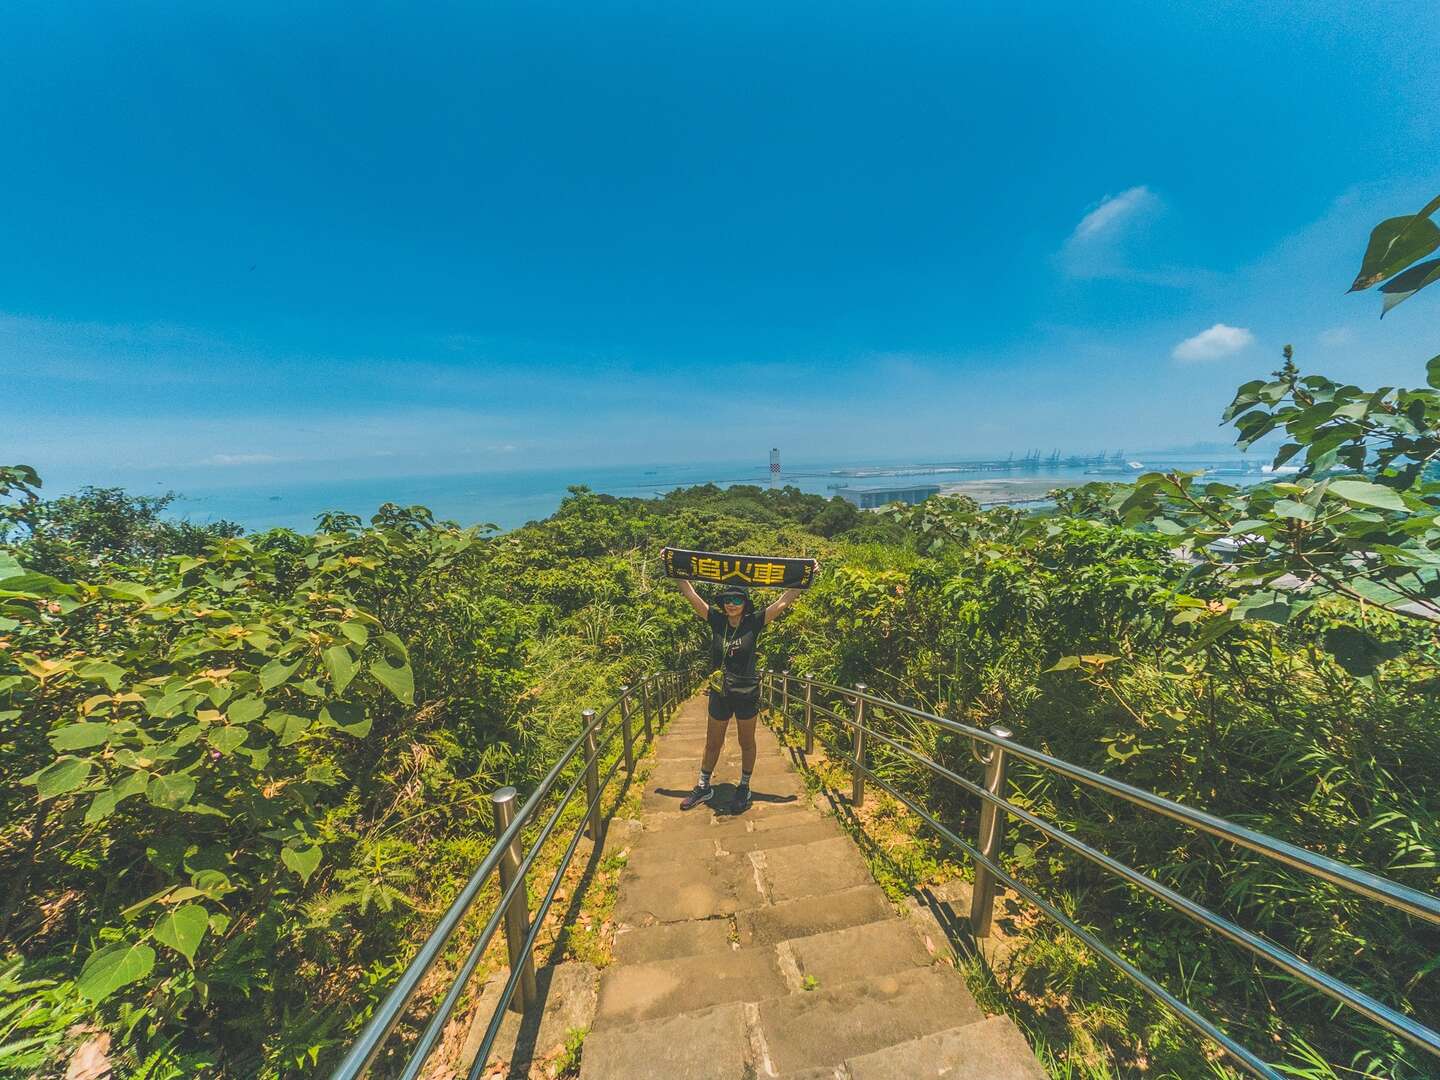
[[708, 688, 760, 722]]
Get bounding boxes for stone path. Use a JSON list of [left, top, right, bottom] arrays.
[[578, 693, 1048, 1080]]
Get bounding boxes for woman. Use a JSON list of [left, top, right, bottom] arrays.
[[673, 567, 816, 811]]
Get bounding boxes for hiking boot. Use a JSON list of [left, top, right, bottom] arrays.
[[680, 783, 714, 811], [730, 782, 752, 813]]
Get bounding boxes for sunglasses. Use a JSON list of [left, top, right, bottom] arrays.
[[718, 594, 746, 606]]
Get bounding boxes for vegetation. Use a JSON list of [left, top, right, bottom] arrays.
[[1, 197, 1437, 1078]]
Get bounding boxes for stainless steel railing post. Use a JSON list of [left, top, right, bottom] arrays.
[[803, 676, 814, 754], [781, 669, 791, 734], [491, 787, 537, 1012], [851, 684, 868, 807], [970, 724, 1014, 938], [582, 710, 601, 842], [619, 686, 634, 773], [641, 677, 653, 741]]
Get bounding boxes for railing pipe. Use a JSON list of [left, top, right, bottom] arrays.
[[491, 787, 537, 1012], [969, 725, 1012, 937], [582, 710, 602, 842], [850, 684, 867, 806], [781, 669, 791, 734], [803, 675, 814, 754], [795, 676, 1440, 928], [619, 686, 634, 773], [641, 677, 653, 740]]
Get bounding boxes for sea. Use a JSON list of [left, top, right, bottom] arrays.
[[152, 452, 1266, 535]]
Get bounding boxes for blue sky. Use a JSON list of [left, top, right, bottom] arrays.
[[5, 1, 1439, 490]]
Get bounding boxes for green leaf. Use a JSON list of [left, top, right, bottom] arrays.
[[339, 620, 369, 646], [1380, 257, 1440, 316], [322, 646, 356, 695], [369, 659, 414, 705], [281, 845, 322, 884], [76, 942, 155, 1003], [320, 701, 371, 737], [1427, 355, 1440, 391], [1044, 656, 1080, 672], [376, 631, 409, 662], [191, 869, 233, 899], [26, 756, 92, 800], [75, 661, 127, 692], [147, 773, 197, 810], [84, 770, 150, 824], [1350, 212, 1440, 292], [1327, 479, 1408, 512], [1272, 499, 1316, 521], [206, 726, 248, 755], [259, 658, 301, 692], [152, 904, 209, 966], [49, 722, 113, 751], [262, 711, 311, 746], [227, 696, 265, 724]]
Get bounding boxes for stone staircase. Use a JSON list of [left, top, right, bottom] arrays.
[[578, 694, 1047, 1080]]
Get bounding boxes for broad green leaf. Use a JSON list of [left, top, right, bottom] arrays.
[[281, 845, 322, 884], [263, 711, 310, 746], [27, 757, 92, 800], [320, 701, 371, 737], [376, 631, 409, 662], [1327, 479, 1408, 512], [152, 904, 209, 965], [84, 770, 150, 824], [1043, 656, 1080, 672], [339, 620, 369, 646], [322, 646, 355, 695], [259, 658, 301, 692], [76, 942, 155, 1003], [1272, 499, 1316, 521], [369, 659, 414, 705], [1350, 212, 1440, 291], [1379, 258, 1440, 316], [227, 696, 265, 725], [191, 869, 233, 898], [49, 722, 113, 751], [206, 726, 248, 755], [147, 773, 197, 810], [75, 661, 127, 692], [1427, 354, 1440, 391]]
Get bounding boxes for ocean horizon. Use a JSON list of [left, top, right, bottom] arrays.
[[71, 449, 1265, 534]]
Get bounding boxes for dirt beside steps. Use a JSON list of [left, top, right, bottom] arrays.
[[578, 693, 1046, 1080]]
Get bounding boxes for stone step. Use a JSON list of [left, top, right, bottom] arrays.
[[624, 816, 843, 870], [640, 802, 816, 837], [593, 944, 788, 1027], [579, 1001, 752, 1080], [735, 884, 895, 947], [612, 915, 737, 965], [840, 1016, 1049, 1080], [642, 775, 805, 813], [755, 966, 983, 1075], [782, 917, 937, 990], [614, 851, 765, 926], [752, 835, 875, 903]]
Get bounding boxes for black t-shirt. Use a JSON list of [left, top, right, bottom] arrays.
[[706, 607, 764, 695]]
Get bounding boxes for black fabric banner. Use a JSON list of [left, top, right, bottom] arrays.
[[661, 547, 817, 589]]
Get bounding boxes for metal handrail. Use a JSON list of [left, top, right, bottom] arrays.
[[786, 673, 1440, 927], [762, 669, 1440, 1077], [330, 668, 700, 1080]]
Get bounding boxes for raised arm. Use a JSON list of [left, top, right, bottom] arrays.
[[764, 561, 819, 625], [675, 577, 711, 620]]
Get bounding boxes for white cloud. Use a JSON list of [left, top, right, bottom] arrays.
[[1070, 186, 1160, 243], [1172, 323, 1256, 362], [1318, 326, 1356, 348]]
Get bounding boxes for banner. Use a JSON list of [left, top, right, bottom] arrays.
[[661, 547, 817, 589]]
